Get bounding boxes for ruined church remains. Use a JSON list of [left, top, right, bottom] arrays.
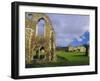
[[25, 13, 56, 64]]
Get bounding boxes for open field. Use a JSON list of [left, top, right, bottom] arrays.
[[26, 51, 89, 68], [57, 51, 89, 66]]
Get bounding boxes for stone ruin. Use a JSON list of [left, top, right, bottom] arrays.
[[25, 13, 56, 64]]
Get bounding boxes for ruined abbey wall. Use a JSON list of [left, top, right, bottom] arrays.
[[25, 13, 56, 64]]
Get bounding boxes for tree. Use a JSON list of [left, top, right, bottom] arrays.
[[66, 46, 69, 52], [83, 44, 89, 56]]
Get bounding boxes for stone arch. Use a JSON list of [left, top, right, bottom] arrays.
[[36, 18, 46, 37], [25, 13, 56, 64]]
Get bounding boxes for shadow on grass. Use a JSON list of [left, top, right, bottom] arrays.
[[26, 52, 89, 68], [26, 56, 68, 68], [72, 54, 89, 57]]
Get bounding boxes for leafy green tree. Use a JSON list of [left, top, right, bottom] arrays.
[[83, 44, 89, 56]]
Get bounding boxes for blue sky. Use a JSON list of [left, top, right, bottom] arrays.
[[70, 31, 89, 47], [26, 13, 90, 47], [47, 13, 89, 47]]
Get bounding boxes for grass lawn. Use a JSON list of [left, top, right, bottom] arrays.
[[26, 51, 89, 68], [57, 51, 89, 66]]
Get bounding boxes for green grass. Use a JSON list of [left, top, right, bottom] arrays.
[[26, 51, 89, 68], [57, 51, 89, 66]]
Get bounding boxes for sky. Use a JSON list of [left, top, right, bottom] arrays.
[[26, 12, 90, 47], [47, 13, 90, 47], [70, 31, 89, 47]]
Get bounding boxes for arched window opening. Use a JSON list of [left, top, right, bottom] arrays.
[[37, 18, 45, 36]]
